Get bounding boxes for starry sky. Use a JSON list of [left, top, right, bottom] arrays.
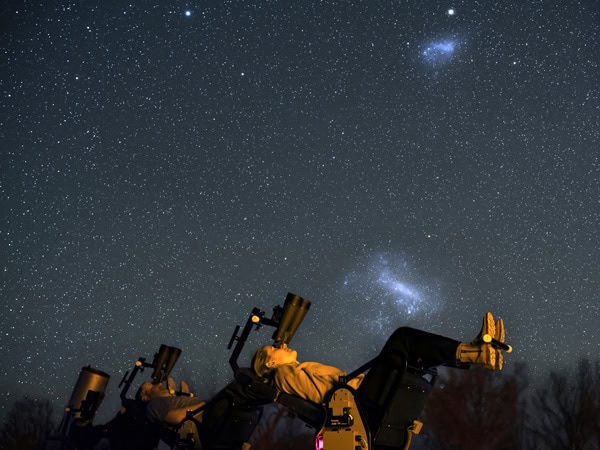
[[1, 0, 599, 424]]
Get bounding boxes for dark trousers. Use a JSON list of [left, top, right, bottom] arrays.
[[357, 327, 460, 440], [379, 326, 461, 369]]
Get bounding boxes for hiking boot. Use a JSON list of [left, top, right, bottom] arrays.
[[494, 318, 505, 370], [180, 381, 190, 394], [456, 312, 502, 370], [167, 377, 176, 396], [456, 341, 497, 369], [473, 312, 495, 344], [495, 318, 505, 343]]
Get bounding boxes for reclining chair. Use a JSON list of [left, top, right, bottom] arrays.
[[352, 358, 436, 449], [177, 293, 436, 450], [297, 355, 436, 450]]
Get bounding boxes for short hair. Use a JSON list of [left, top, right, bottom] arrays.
[[136, 381, 153, 401], [251, 345, 273, 378]]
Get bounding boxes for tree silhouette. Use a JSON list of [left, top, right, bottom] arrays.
[[526, 359, 600, 450], [0, 396, 56, 450], [419, 363, 528, 450]]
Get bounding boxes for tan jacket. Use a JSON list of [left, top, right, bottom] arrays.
[[272, 361, 363, 403]]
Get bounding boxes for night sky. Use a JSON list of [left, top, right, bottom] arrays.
[[1, 1, 599, 424]]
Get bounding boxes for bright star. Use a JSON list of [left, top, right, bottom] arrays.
[[184, 10, 192, 17], [448, 8, 455, 15]]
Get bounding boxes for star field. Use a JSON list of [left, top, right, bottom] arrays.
[[1, 1, 599, 423]]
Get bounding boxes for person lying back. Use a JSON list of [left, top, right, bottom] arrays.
[[252, 312, 507, 403]]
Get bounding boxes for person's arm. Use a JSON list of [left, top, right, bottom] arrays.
[[273, 362, 347, 403], [162, 400, 206, 426], [273, 365, 321, 402]]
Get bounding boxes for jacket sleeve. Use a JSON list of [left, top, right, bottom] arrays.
[[272, 362, 345, 403]]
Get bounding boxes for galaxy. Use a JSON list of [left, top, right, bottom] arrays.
[[342, 252, 439, 320], [422, 40, 457, 64], [1, 0, 599, 426]]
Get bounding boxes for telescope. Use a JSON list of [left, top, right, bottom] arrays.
[[66, 366, 110, 422], [228, 292, 311, 370], [151, 344, 182, 384], [118, 343, 182, 400], [271, 293, 311, 346]]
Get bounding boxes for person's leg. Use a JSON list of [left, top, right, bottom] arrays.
[[381, 312, 505, 370], [357, 327, 448, 440], [380, 327, 460, 368]]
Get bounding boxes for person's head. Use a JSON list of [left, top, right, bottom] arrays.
[[137, 381, 171, 401], [252, 343, 298, 377]]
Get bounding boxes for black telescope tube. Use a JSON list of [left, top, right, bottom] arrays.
[[272, 293, 311, 346], [151, 345, 182, 384]]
